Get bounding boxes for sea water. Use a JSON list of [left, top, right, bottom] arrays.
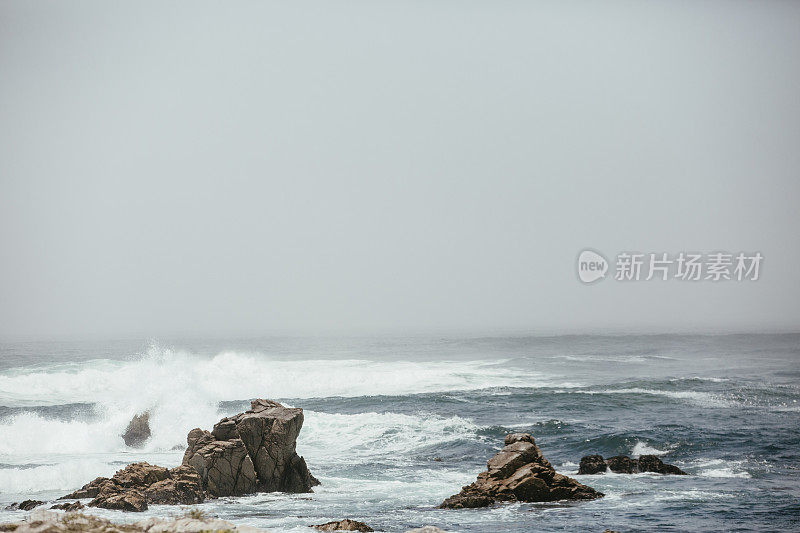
[[0, 334, 798, 532]]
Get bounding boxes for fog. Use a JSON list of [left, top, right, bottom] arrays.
[[1, 1, 799, 338]]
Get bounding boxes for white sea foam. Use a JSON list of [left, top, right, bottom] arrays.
[[692, 458, 752, 478], [570, 388, 732, 408], [631, 441, 669, 457]]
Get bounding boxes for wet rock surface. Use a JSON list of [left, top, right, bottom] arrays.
[[5, 501, 44, 511], [121, 412, 151, 448], [439, 433, 603, 509], [578, 454, 687, 475], [0, 510, 271, 533], [61, 462, 204, 511], [312, 519, 374, 531], [183, 399, 318, 497]]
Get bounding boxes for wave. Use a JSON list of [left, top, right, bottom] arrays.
[[567, 388, 733, 408], [631, 441, 669, 457], [0, 406, 480, 494], [0, 345, 548, 408]]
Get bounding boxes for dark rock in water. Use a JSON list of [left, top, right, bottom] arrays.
[[50, 501, 84, 511], [122, 412, 151, 448], [183, 398, 318, 497], [578, 454, 607, 475], [606, 455, 636, 474], [313, 519, 374, 531], [6, 500, 44, 511], [439, 433, 603, 509], [638, 454, 687, 475], [61, 462, 204, 511], [578, 454, 687, 475]]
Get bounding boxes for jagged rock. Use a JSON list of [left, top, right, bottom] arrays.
[[61, 462, 203, 511], [183, 399, 318, 497], [122, 412, 152, 448], [0, 510, 272, 533], [439, 433, 603, 509], [577, 454, 607, 475], [312, 519, 374, 532], [606, 455, 636, 474], [50, 501, 84, 511], [5, 500, 44, 511], [95, 491, 147, 512], [577, 454, 687, 475]]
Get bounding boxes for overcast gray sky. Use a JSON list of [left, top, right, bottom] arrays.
[[1, 1, 799, 338]]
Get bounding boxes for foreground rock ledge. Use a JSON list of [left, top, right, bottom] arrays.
[[0, 510, 269, 533], [439, 433, 603, 509]]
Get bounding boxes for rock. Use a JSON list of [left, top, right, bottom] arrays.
[[122, 412, 152, 448], [312, 519, 374, 532], [95, 490, 148, 512], [0, 510, 272, 533], [49, 501, 84, 511], [5, 500, 44, 511], [606, 455, 636, 474], [183, 399, 318, 497], [439, 433, 603, 509], [578, 454, 607, 475], [61, 462, 204, 512], [638, 454, 687, 475], [577, 454, 687, 475]]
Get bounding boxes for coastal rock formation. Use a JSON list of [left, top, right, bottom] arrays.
[[439, 433, 603, 509], [0, 510, 271, 533], [312, 519, 373, 531], [578, 454, 687, 475], [122, 412, 152, 448], [182, 399, 318, 497], [5, 500, 44, 511], [61, 463, 204, 511]]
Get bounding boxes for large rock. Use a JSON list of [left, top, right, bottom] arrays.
[[122, 412, 152, 448], [439, 433, 603, 509], [61, 462, 204, 511], [182, 399, 318, 497], [578, 454, 687, 475]]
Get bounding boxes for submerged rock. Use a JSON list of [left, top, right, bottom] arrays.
[[50, 501, 84, 511], [122, 412, 152, 448], [61, 462, 204, 511], [578, 454, 687, 475], [439, 433, 603, 509], [312, 519, 374, 532], [0, 510, 271, 533], [183, 399, 318, 497]]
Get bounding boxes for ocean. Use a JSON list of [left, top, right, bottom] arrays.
[[0, 334, 798, 532]]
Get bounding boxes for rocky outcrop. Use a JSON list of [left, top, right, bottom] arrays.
[[5, 500, 44, 511], [439, 433, 603, 509], [61, 462, 204, 511], [312, 519, 373, 531], [578, 454, 687, 475], [122, 412, 151, 448], [1, 510, 271, 533], [182, 399, 318, 497]]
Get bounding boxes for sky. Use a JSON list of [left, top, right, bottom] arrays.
[[1, 1, 799, 338]]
